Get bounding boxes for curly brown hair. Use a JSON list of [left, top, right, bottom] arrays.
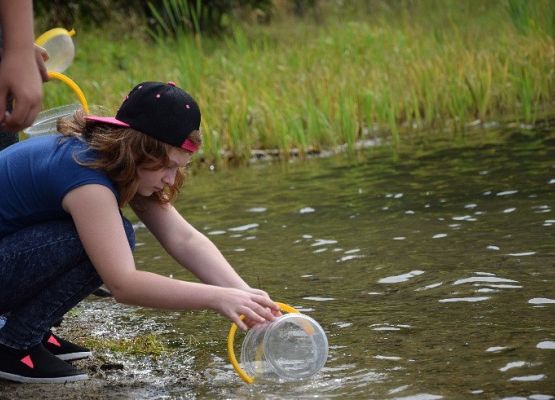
[[57, 110, 201, 206]]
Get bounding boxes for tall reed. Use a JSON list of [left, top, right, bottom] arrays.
[[39, 0, 555, 166]]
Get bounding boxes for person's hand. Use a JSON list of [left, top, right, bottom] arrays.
[[243, 307, 282, 329], [211, 287, 280, 331], [34, 44, 49, 82], [239, 287, 282, 328], [0, 46, 43, 132]]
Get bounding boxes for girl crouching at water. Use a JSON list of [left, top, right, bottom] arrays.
[[0, 81, 279, 383]]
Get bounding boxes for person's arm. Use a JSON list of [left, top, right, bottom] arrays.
[[0, 0, 43, 131], [131, 195, 256, 289], [63, 184, 277, 330]]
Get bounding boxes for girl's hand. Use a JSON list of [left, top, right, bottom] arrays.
[[244, 308, 283, 329], [236, 287, 282, 329], [211, 287, 280, 331], [239, 287, 282, 328]]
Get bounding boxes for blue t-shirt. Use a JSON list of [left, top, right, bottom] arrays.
[[0, 134, 119, 238]]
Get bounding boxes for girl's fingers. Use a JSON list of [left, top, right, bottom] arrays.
[[252, 303, 277, 323], [234, 316, 248, 331], [271, 308, 283, 317], [246, 308, 266, 323], [252, 293, 279, 310], [222, 289, 281, 330]]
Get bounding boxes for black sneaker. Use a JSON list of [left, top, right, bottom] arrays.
[[0, 342, 88, 383], [43, 332, 92, 361]]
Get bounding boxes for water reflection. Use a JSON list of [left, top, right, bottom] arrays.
[[379, 270, 425, 284]]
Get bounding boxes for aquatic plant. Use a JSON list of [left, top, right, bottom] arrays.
[[82, 334, 167, 356]]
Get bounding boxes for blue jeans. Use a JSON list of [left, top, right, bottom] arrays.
[[0, 217, 135, 349]]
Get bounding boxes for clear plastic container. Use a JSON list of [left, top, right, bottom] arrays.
[[23, 104, 82, 136], [39, 30, 75, 73], [240, 313, 328, 380]]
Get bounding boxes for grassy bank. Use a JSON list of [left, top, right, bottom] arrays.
[[38, 0, 555, 166]]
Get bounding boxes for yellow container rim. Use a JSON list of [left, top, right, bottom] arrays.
[[227, 302, 299, 384], [36, 27, 76, 46]]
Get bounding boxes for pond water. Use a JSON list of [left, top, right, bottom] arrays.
[[4, 121, 555, 399]]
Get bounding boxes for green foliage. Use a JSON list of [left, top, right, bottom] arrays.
[[147, 0, 273, 37], [505, 0, 555, 38], [148, 0, 202, 39], [506, 0, 531, 35], [34, 0, 149, 29], [37, 0, 555, 166], [35, 0, 273, 36]]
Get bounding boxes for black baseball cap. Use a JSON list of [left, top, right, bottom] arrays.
[[86, 81, 201, 152]]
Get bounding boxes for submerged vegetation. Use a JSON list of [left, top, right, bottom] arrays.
[[37, 0, 555, 166], [81, 334, 167, 356]]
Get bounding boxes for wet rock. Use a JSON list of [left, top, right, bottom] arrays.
[[100, 362, 124, 371]]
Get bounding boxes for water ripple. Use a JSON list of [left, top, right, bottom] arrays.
[[371, 324, 411, 331], [509, 374, 546, 382], [228, 223, 259, 232], [452, 215, 477, 221], [312, 238, 338, 247], [439, 296, 490, 303], [506, 251, 536, 256], [415, 282, 443, 291], [332, 322, 352, 328], [496, 190, 518, 196], [246, 207, 267, 213], [499, 361, 527, 372], [337, 254, 364, 262], [528, 297, 555, 305], [536, 341, 555, 349], [486, 346, 509, 353], [453, 276, 518, 285], [379, 270, 425, 284], [486, 284, 522, 289], [393, 394, 443, 400], [303, 296, 335, 302], [374, 355, 402, 361]]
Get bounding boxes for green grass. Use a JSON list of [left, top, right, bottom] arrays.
[[38, 0, 555, 166]]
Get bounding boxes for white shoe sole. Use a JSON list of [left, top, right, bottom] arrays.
[[0, 370, 89, 383], [56, 351, 92, 361]]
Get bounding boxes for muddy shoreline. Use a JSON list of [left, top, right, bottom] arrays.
[[0, 299, 207, 399]]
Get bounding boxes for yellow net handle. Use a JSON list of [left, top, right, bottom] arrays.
[[47, 71, 89, 113], [227, 302, 299, 384]]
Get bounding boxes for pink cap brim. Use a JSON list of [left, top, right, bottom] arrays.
[[181, 138, 199, 153], [85, 115, 130, 128]]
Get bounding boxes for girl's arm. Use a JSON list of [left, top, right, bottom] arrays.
[[63, 184, 277, 330], [131, 195, 256, 290]]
